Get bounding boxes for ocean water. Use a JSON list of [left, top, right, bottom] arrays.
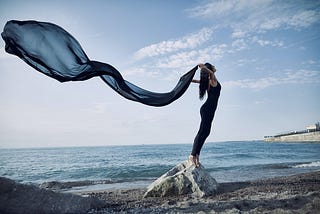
[[1, 141, 320, 191]]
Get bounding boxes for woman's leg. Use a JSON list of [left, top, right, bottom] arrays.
[[191, 118, 212, 156]]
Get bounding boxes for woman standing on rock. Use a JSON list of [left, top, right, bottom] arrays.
[[189, 63, 221, 167]]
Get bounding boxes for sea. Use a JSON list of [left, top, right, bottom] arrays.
[[1, 141, 320, 192]]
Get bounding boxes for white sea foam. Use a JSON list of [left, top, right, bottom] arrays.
[[293, 161, 320, 168]]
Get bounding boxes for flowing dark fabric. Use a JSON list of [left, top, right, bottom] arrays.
[[1, 20, 197, 107]]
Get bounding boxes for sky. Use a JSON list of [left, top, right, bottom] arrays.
[[0, 0, 319, 148]]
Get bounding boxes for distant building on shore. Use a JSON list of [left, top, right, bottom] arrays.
[[264, 122, 320, 142], [306, 123, 320, 132]]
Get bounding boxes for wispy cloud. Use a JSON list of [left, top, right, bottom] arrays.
[[262, 10, 320, 30], [235, 58, 257, 67], [224, 69, 320, 89], [188, 0, 320, 37], [231, 39, 248, 51], [122, 67, 160, 77], [251, 36, 284, 47], [125, 44, 227, 80], [229, 36, 284, 53], [155, 44, 227, 69], [128, 0, 319, 84], [188, 0, 272, 18], [134, 27, 213, 60]]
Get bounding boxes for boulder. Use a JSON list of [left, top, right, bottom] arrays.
[[0, 177, 105, 214], [144, 160, 218, 198]]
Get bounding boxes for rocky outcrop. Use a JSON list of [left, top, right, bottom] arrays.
[[40, 180, 93, 191], [144, 160, 218, 198], [0, 177, 105, 214]]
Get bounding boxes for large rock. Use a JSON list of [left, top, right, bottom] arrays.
[[144, 160, 218, 198], [0, 177, 105, 214]]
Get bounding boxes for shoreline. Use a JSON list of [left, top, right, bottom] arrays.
[[87, 170, 320, 213], [33, 160, 320, 193], [1, 171, 319, 213]]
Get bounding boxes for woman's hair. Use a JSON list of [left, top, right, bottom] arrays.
[[204, 62, 213, 71], [199, 70, 209, 100], [199, 63, 213, 100]]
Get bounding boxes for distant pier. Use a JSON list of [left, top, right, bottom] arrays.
[[264, 122, 320, 142]]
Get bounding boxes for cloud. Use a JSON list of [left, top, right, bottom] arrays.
[[231, 39, 248, 51], [122, 67, 160, 77], [259, 10, 320, 30], [128, 1, 318, 82], [188, 0, 320, 36], [127, 43, 228, 82], [188, 0, 271, 18], [224, 69, 320, 89], [231, 29, 247, 38], [285, 10, 320, 29], [251, 36, 284, 47], [134, 27, 213, 60], [229, 35, 284, 53], [155, 44, 227, 69], [235, 58, 257, 67]]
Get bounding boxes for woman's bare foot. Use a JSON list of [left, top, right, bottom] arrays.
[[189, 155, 197, 166], [196, 155, 200, 167]]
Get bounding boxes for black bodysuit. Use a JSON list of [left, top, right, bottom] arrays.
[[191, 82, 221, 156]]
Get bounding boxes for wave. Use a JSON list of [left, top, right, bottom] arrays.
[[241, 161, 320, 170], [207, 162, 294, 173], [261, 163, 291, 169], [293, 161, 320, 168]]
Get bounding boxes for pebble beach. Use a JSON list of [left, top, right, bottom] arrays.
[[1, 171, 319, 213], [87, 171, 320, 213]]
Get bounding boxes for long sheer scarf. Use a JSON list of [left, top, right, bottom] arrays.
[[1, 20, 197, 107]]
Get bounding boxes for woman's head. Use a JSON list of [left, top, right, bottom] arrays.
[[199, 62, 215, 100], [204, 62, 216, 73]]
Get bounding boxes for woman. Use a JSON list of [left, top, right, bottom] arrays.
[[189, 63, 221, 167]]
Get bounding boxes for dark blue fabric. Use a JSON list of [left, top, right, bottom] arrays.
[[1, 20, 197, 107]]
